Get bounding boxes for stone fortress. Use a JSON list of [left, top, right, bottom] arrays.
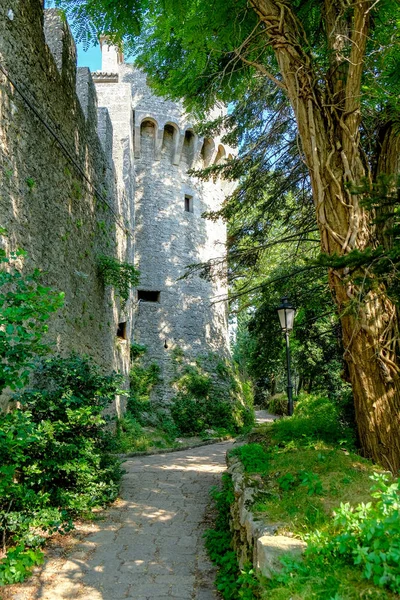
[[0, 0, 232, 407]]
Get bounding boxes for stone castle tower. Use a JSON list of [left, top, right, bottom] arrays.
[[0, 2, 231, 408], [93, 42, 232, 400]]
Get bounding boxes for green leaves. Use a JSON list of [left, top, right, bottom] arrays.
[[98, 254, 139, 307], [0, 249, 64, 394], [169, 352, 254, 435], [308, 474, 400, 593], [230, 443, 270, 473], [271, 394, 355, 448], [0, 545, 44, 585], [206, 474, 262, 599], [0, 355, 123, 583]]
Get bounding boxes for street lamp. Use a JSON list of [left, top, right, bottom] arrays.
[[276, 297, 296, 416]]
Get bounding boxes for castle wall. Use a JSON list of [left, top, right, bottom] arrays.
[[94, 50, 231, 404], [0, 1, 133, 410]]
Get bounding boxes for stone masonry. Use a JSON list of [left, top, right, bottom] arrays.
[[0, 0, 231, 408], [94, 42, 233, 403], [0, 0, 133, 410]]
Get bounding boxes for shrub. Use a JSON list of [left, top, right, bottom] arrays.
[[170, 394, 207, 434], [0, 355, 123, 583], [229, 443, 270, 473], [0, 246, 64, 394], [130, 362, 161, 404], [267, 393, 288, 416], [271, 393, 355, 447], [126, 348, 176, 435], [308, 473, 400, 594], [114, 415, 153, 452], [176, 366, 212, 397], [170, 352, 254, 436], [97, 255, 139, 307]]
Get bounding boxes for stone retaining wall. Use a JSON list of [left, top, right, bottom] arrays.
[[226, 454, 306, 578]]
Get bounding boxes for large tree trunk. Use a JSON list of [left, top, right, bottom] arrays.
[[250, 0, 400, 471]]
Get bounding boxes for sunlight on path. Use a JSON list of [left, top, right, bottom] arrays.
[[6, 414, 276, 600], [8, 442, 234, 600], [255, 410, 277, 424]]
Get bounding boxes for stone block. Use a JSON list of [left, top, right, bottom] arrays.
[[256, 535, 306, 578]]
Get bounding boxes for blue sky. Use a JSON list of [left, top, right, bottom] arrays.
[[76, 42, 102, 71], [44, 1, 102, 70], [45, 1, 137, 70]]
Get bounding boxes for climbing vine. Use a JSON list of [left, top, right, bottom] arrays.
[[98, 255, 140, 307]]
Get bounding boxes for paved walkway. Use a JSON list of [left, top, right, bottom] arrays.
[[254, 410, 277, 424], [9, 441, 234, 600], [7, 412, 276, 600]]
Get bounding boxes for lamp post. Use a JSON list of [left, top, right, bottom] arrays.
[[276, 297, 296, 416]]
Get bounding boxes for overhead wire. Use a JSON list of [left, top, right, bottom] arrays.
[[0, 61, 134, 238]]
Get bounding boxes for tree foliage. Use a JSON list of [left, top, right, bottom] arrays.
[[56, 0, 400, 470]]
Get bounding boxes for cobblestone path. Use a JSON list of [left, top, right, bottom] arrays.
[[254, 410, 277, 424], [9, 441, 233, 600]]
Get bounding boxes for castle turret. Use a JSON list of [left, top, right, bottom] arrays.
[[99, 37, 124, 73], [94, 45, 233, 404]]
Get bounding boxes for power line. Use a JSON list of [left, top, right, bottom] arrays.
[[0, 61, 134, 238]]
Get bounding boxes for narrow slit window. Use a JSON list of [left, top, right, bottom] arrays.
[[185, 194, 193, 213], [138, 290, 160, 302], [117, 322, 127, 340]]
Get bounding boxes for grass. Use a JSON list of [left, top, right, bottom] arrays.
[[113, 416, 179, 453], [228, 403, 399, 600], [233, 441, 386, 536], [113, 415, 232, 454], [260, 561, 400, 599]]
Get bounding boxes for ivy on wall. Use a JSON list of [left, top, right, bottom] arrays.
[[98, 255, 140, 307]]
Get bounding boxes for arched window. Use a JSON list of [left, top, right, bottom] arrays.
[[215, 144, 226, 165], [182, 130, 195, 167], [162, 123, 179, 161], [140, 119, 156, 156], [201, 138, 215, 167]]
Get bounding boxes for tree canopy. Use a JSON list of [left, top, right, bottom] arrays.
[[57, 0, 400, 471]]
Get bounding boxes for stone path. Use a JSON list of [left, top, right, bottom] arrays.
[[6, 413, 278, 600], [8, 441, 234, 600], [254, 410, 277, 424]]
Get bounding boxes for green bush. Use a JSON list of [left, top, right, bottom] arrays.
[[113, 414, 178, 452], [264, 473, 400, 598], [128, 344, 161, 419], [170, 352, 254, 436], [114, 415, 153, 452], [176, 365, 212, 397], [126, 348, 179, 440], [229, 443, 270, 473], [129, 362, 161, 406], [0, 246, 64, 394], [267, 393, 288, 416], [170, 393, 207, 434], [271, 393, 355, 447], [0, 355, 123, 583], [308, 473, 400, 594]]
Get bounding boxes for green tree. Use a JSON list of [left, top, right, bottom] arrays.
[[56, 0, 400, 470]]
